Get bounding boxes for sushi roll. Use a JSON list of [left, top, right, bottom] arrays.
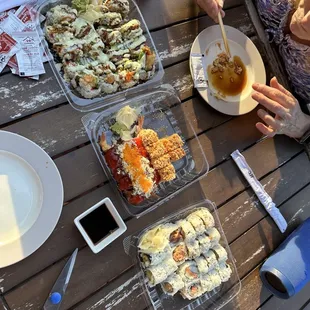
[[186, 240, 201, 259], [71, 70, 101, 99], [176, 219, 196, 241], [206, 227, 221, 247], [193, 208, 215, 229], [197, 233, 211, 253], [203, 250, 219, 271], [105, 0, 130, 17], [120, 19, 143, 40], [146, 264, 168, 287], [186, 214, 205, 235], [46, 5, 77, 26], [163, 257, 178, 276], [207, 269, 222, 289], [195, 256, 209, 274], [99, 12, 123, 27], [71, 18, 93, 39], [200, 274, 215, 293], [211, 244, 228, 263], [161, 273, 185, 296], [180, 280, 203, 300], [217, 262, 232, 282], [172, 242, 188, 265], [139, 250, 169, 268], [157, 223, 183, 244], [178, 261, 200, 283]]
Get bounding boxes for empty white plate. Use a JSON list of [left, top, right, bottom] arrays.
[[190, 25, 266, 115], [0, 131, 63, 268]]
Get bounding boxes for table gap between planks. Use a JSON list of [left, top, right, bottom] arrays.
[[0, 0, 309, 309]]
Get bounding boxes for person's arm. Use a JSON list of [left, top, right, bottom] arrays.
[[290, 0, 310, 41], [194, 0, 225, 23]]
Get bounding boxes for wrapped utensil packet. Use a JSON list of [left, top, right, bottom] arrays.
[[231, 150, 288, 233], [190, 53, 208, 88]]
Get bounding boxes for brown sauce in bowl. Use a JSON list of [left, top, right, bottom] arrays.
[[207, 54, 247, 97]]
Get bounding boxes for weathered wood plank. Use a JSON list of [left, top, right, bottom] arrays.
[[0, 8, 256, 126], [73, 268, 145, 310], [136, 0, 243, 31], [0, 297, 9, 310], [260, 282, 310, 310]]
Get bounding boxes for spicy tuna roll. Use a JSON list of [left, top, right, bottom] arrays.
[[193, 208, 215, 229], [186, 239, 201, 259], [172, 242, 188, 265], [212, 244, 228, 263], [197, 233, 211, 253], [206, 227, 221, 247], [217, 262, 232, 282], [180, 280, 203, 300], [161, 273, 185, 296], [178, 261, 200, 283], [186, 213, 205, 235], [202, 250, 219, 271], [176, 219, 196, 241], [195, 256, 209, 274]]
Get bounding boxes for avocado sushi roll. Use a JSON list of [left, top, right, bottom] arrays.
[[186, 213, 205, 235], [146, 264, 168, 287], [202, 250, 219, 271], [212, 244, 228, 263], [206, 227, 221, 247], [139, 250, 169, 268], [197, 233, 211, 253], [192, 208, 215, 229], [161, 273, 185, 296], [186, 239, 201, 259], [200, 273, 215, 292], [207, 269, 222, 289], [217, 262, 232, 282], [195, 256, 210, 274]]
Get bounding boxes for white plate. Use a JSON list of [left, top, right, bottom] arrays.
[[190, 25, 266, 115], [0, 131, 63, 268]]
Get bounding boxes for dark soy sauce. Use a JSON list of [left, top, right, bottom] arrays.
[[80, 204, 119, 245]]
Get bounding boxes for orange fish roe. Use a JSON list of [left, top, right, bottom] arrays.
[[122, 142, 155, 196]]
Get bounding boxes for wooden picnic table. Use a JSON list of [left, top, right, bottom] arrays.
[[0, 0, 310, 309]]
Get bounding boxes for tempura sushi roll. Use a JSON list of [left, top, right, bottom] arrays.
[[180, 280, 203, 300], [139, 250, 169, 268], [105, 0, 130, 17], [46, 5, 77, 26], [193, 208, 215, 229], [217, 262, 232, 282], [71, 70, 101, 99], [120, 19, 143, 40], [207, 269, 222, 289], [186, 240, 201, 259], [195, 256, 209, 274], [172, 242, 188, 265], [178, 261, 199, 283], [200, 274, 215, 292], [203, 250, 219, 271], [212, 244, 228, 263], [186, 214, 205, 235], [99, 12, 123, 27], [176, 219, 196, 241], [206, 227, 221, 247], [197, 233, 211, 253], [146, 264, 168, 287], [161, 273, 185, 296]]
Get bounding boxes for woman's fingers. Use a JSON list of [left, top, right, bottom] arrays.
[[252, 82, 293, 108], [270, 77, 295, 99], [256, 122, 276, 137], [252, 91, 288, 118], [257, 109, 281, 129]]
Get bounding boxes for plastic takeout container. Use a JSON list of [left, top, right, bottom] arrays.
[[82, 85, 209, 218], [36, 0, 164, 112], [123, 200, 241, 310]]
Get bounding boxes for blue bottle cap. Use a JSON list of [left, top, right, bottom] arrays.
[[50, 292, 62, 304]]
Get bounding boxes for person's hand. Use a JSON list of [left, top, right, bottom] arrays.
[[252, 77, 310, 139], [290, 0, 310, 41], [195, 0, 225, 23]]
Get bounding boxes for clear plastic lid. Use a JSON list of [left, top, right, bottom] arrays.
[[82, 85, 209, 218], [36, 0, 164, 112], [123, 200, 241, 310]]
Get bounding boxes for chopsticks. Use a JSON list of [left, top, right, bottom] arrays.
[[217, 11, 231, 58]]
